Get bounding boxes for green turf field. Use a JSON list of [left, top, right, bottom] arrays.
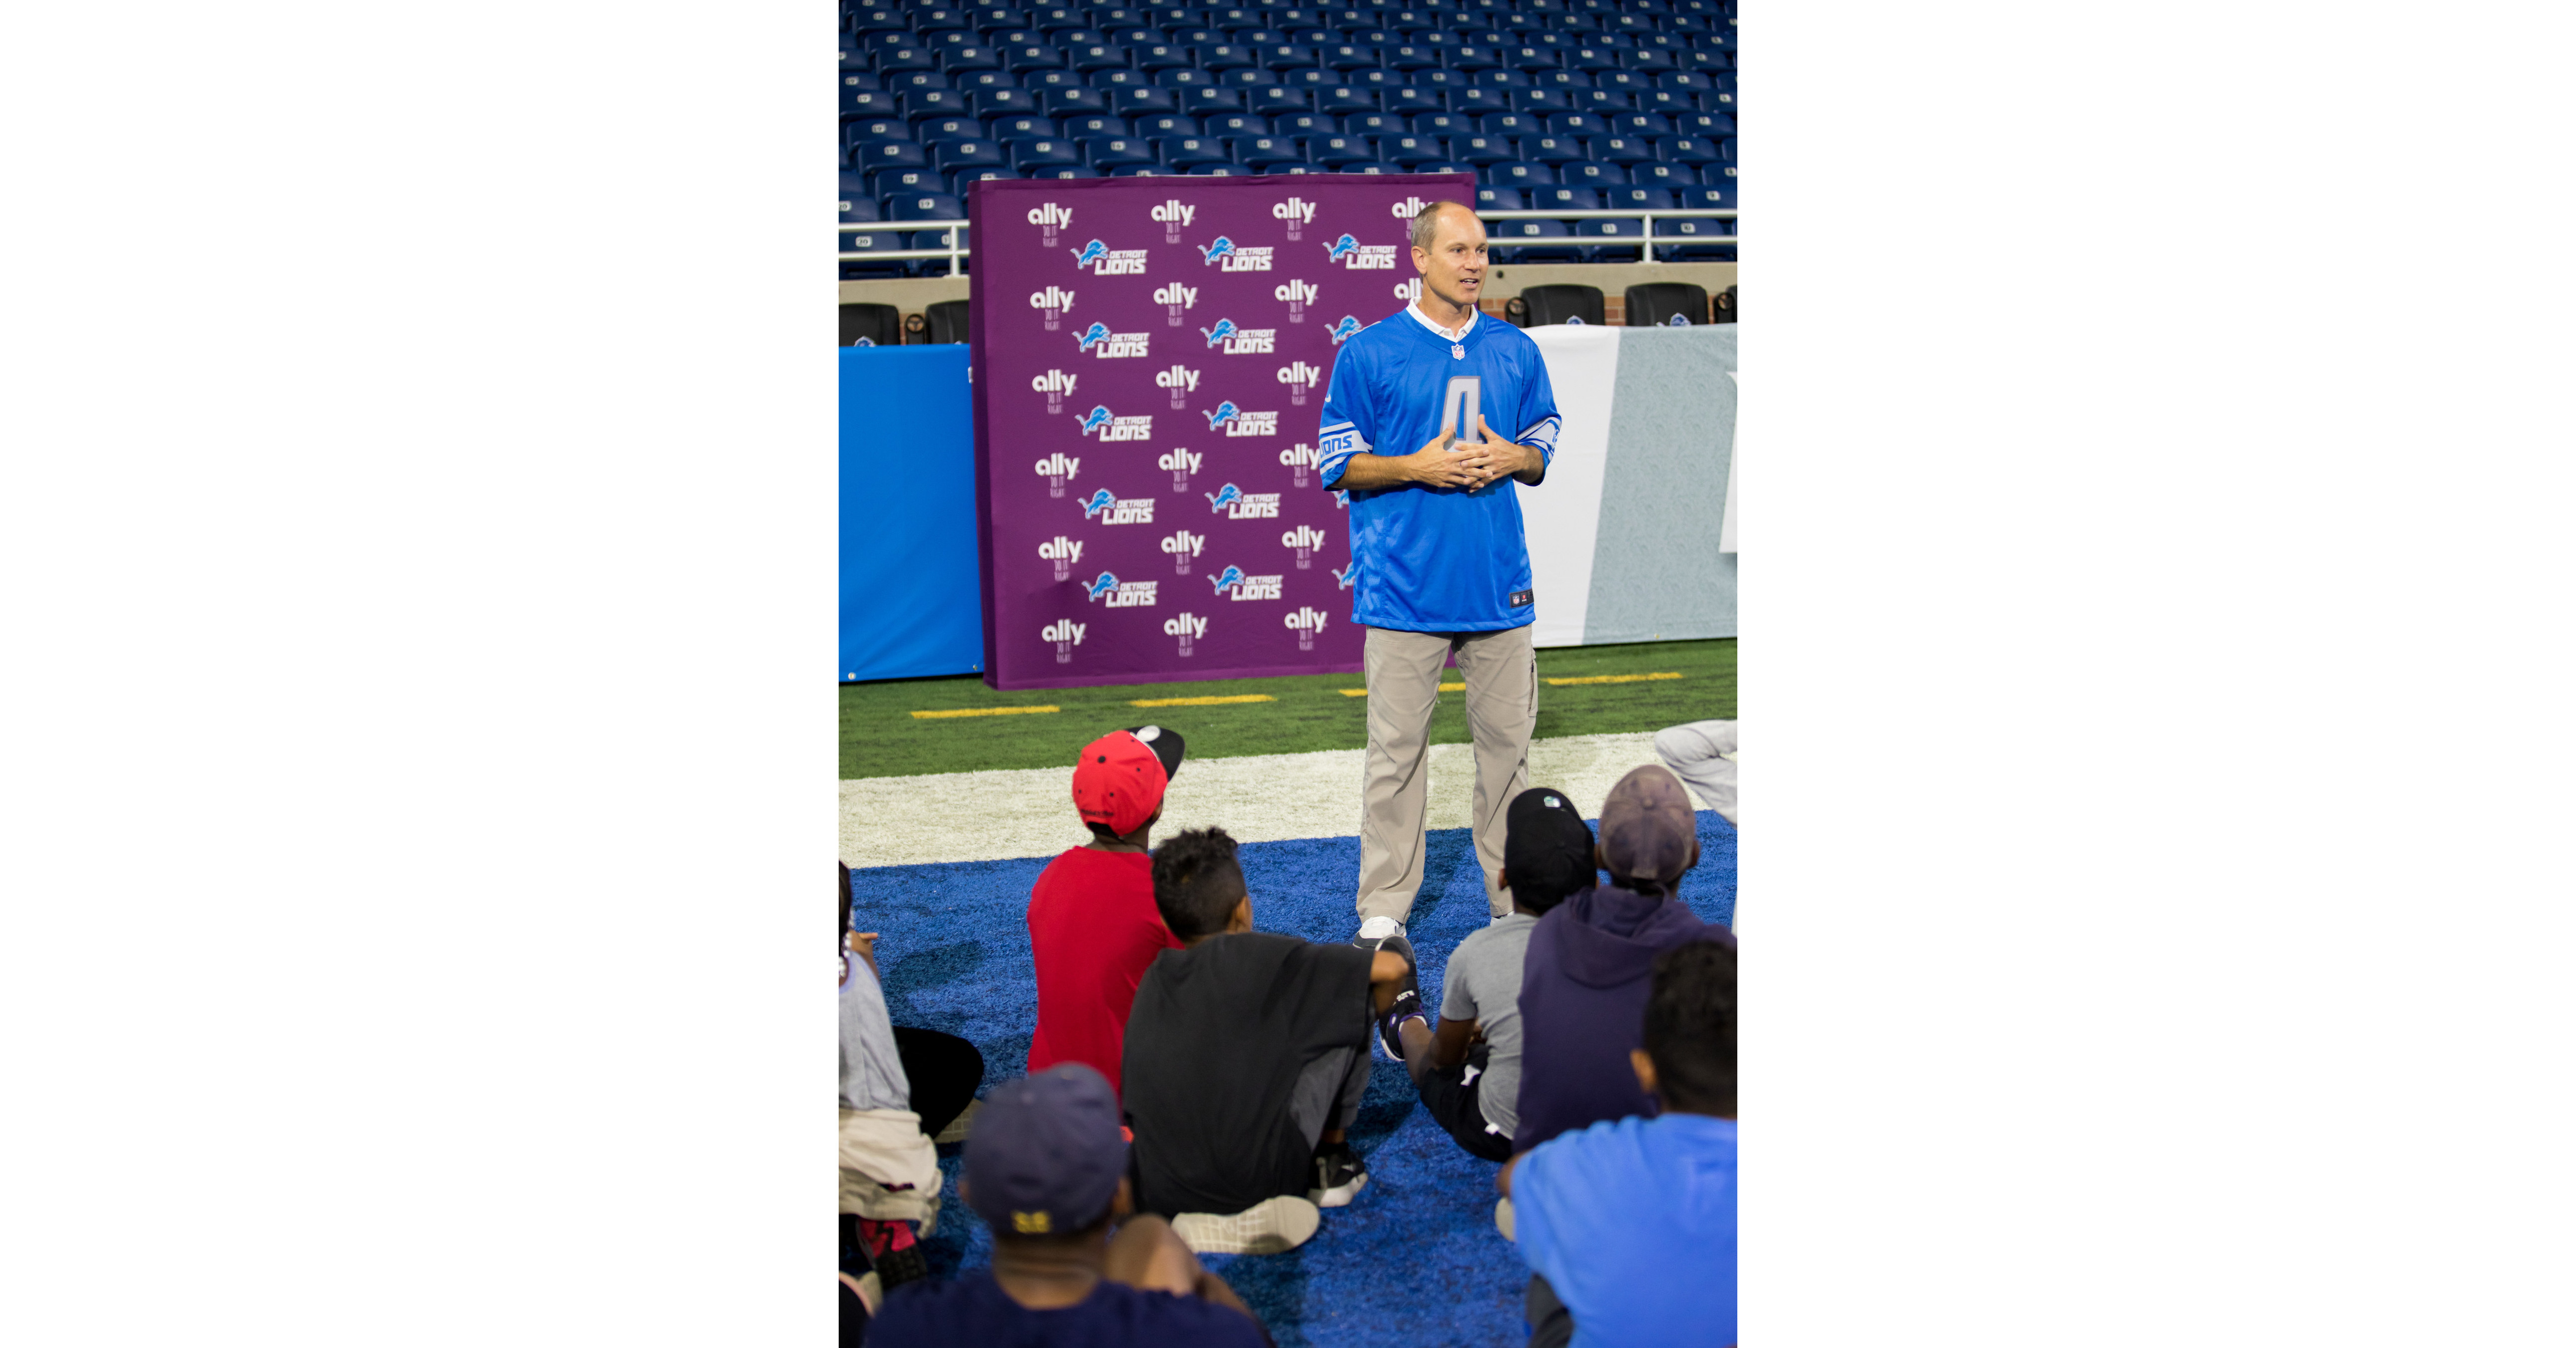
[[840, 638, 1733, 779]]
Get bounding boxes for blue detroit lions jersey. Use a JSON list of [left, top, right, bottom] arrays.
[[1318, 308, 1561, 632]]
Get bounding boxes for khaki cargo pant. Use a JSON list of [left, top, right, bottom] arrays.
[[1355, 624, 1537, 925]]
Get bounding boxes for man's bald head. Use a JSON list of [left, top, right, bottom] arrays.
[[1408, 200, 1478, 253]]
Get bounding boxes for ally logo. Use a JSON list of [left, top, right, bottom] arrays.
[[1275, 278, 1317, 323], [1389, 195, 1433, 221], [1028, 201, 1072, 247], [1034, 451, 1080, 500], [1038, 534, 1083, 582], [1281, 524, 1328, 571], [1029, 284, 1076, 332], [1079, 488, 1155, 525], [1075, 321, 1149, 358], [1073, 404, 1153, 442], [1287, 605, 1331, 651], [1162, 611, 1207, 657], [1042, 617, 1085, 664], [1085, 571, 1159, 608], [1155, 363, 1200, 410], [1279, 441, 1318, 488], [1328, 315, 1366, 345], [1070, 238, 1148, 275], [1273, 195, 1317, 241], [1206, 482, 1283, 519], [1203, 401, 1279, 437], [1276, 360, 1321, 407], [1209, 563, 1283, 601], [1154, 282, 1198, 327], [1031, 368, 1077, 415], [1323, 233, 1398, 270], [1150, 198, 1196, 244], [1157, 447, 1202, 494], [1160, 527, 1206, 575], [1393, 276, 1422, 304], [1201, 235, 1274, 271]]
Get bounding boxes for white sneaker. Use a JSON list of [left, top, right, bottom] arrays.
[[1171, 1195, 1323, 1255], [1495, 1197, 1515, 1242], [1356, 915, 1406, 943]]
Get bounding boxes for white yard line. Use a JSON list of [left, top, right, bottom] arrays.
[[840, 732, 1677, 869]]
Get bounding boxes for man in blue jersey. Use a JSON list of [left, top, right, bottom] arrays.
[[1317, 201, 1562, 941]]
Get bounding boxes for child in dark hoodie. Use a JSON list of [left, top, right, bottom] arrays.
[[1511, 764, 1735, 1155]]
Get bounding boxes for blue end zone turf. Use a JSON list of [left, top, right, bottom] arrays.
[[848, 812, 1736, 1348]]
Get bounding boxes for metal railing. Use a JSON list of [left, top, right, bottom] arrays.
[[837, 208, 1738, 272]]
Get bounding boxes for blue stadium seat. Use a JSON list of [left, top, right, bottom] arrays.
[[1007, 42, 1067, 72], [1609, 111, 1675, 138], [914, 7, 974, 33], [1660, 135, 1720, 165], [1563, 43, 1619, 74], [1514, 87, 1571, 115], [1317, 85, 1379, 115], [1447, 134, 1516, 165], [1187, 162, 1245, 175], [1588, 134, 1654, 165], [845, 88, 899, 121], [1006, 136, 1083, 171], [1135, 42, 1192, 72], [1559, 160, 1628, 189], [843, 116, 910, 148], [957, 69, 1022, 97], [902, 89, 973, 122], [1473, 184, 1528, 210], [876, 45, 939, 75], [858, 30, 917, 59], [1385, 85, 1440, 115], [1654, 217, 1733, 262], [972, 87, 1040, 119], [1230, 134, 1302, 168], [1040, 87, 1110, 116], [1248, 85, 1311, 116], [1547, 111, 1609, 138], [1450, 42, 1503, 72], [1451, 87, 1510, 116], [1379, 133, 1444, 166], [1628, 160, 1698, 191], [1085, 135, 1156, 168], [1504, 43, 1559, 73], [1214, 66, 1278, 90], [1061, 114, 1130, 138], [1112, 85, 1180, 116], [1490, 160, 1555, 189], [1673, 109, 1736, 140], [989, 114, 1058, 140], [1319, 40, 1376, 72], [1343, 162, 1401, 175], [943, 44, 1005, 74], [1065, 41, 1127, 72], [1273, 112, 1337, 138], [1034, 4, 1090, 29], [1604, 185, 1676, 212], [934, 139, 1007, 174], [869, 166, 941, 200], [888, 191, 968, 227], [1490, 217, 1579, 263], [952, 166, 1021, 196], [1211, 5, 1263, 30], [1262, 42, 1319, 70], [1477, 111, 1541, 138], [889, 71, 955, 97], [851, 139, 930, 175], [1532, 185, 1602, 211], [841, 67, 884, 95], [1180, 85, 1246, 114], [848, 6, 908, 36], [914, 117, 984, 145], [1572, 88, 1633, 116], [1618, 47, 1674, 75], [1202, 112, 1270, 137], [1386, 40, 1440, 71], [1133, 113, 1199, 138], [1158, 134, 1232, 167], [1413, 111, 1472, 139], [1343, 111, 1401, 139], [1306, 134, 1375, 167], [1519, 134, 1584, 164], [1025, 164, 1101, 180], [1633, 88, 1694, 121], [838, 179, 900, 278], [1574, 217, 1644, 262], [1196, 42, 1258, 70]]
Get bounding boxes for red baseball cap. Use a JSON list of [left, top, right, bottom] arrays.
[[1070, 726, 1185, 836]]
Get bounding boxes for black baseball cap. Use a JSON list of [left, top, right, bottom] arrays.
[[1504, 786, 1596, 908], [963, 1063, 1128, 1238]]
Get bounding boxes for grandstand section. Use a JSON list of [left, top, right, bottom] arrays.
[[839, 0, 1738, 336]]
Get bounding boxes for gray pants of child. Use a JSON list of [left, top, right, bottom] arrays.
[[1355, 624, 1538, 925]]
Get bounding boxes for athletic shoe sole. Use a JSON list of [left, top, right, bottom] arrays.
[[1308, 1162, 1369, 1208], [1172, 1196, 1323, 1255], [1369, 934, 1420, 1060]]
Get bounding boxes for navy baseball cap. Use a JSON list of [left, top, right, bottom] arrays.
[[963, 1063, 1128, 1237], [1504, 786, 1596, 903]]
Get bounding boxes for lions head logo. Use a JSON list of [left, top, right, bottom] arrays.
[[1331, 564, 1356, 590], [1075, 321, 1113, 350], [1323, 234, 1361, 261], [1199, 236, 1237, 265], [1204, 483, 1244, 512], [1200, 318, 1239, 347], [1076, 406, 1113, 433], [1207, 565, 1247, 593], [1328, 315, 1364, 344], [1202, 402, 1242, 429], [1085, 571, 1119, 599], [1069, 239, 1109, 267], [1080, 488, 1117, 518]]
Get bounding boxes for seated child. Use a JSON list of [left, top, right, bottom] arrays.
[[1387, 787, 1597, 1163], [1026, 726, 1188, 1097], [1119, 827, 1416, 1253], [867, 1064, 1272, 1347], [1501, 941, 1738, 1348], [1512, 764, 1734, 1156]]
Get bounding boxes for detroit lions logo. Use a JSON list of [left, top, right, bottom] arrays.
[[1069, 239, 1109, 267], [1328, 315, 1364, 345], [1667, 314, 1690, 327], [1199, 236, 1236, 265], [1207, 565, 1247, 593], [1075, 406, 1113, 434], [1085, 572, 1119, 599], [1075, 322, 1113, 351], [1202, 402, 1242, 430], [1080, 488, 1117, 518], [1205, 483, 1243, 512], [1323, 234, 1361, 261], [1200, 318, 1238, 347], [1331, 564, 1356, 590]]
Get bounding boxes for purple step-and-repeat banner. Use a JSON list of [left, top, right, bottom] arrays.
[[969, 173, 1475, 691]]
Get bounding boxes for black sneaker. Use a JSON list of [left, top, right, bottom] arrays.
[[1307, 1141, 1370, 1208], [1357, 932, 1421, 1061]]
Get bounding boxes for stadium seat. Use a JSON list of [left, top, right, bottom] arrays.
[[1311, 85, 1374, 116], [1248, 85, 1311, 116], [953, 166, 1020, 195], [958, 68, 1021, 96], [1477, 111, 1542, 139], [970, 88, 1040, 119], [1007, 42, 1065, 73], [1604, 185, 1677, 212], [851, 139, 930, 176], [848, 7, 907, 36], [1158, 134, 1232, 167], [1547, 111, 1610, 138], [1413, 111, 1472, 139], [1559, 160, 1628, 190], [1384, 85, 1440, 115], [1531, 185, 1602, 211], [1574, 216, 1644, 262], [1187, 162, 1245, 174], [1135, 42, 1191, 72], [1661, 135, 1721, 165], [1180, 86, 1246, 114], [1064, 41, 1126, 72], [1654, 217, 1733, 261], [1196, 42, 1258, 70], [917, 117, 986, 145], [942, 44, 1004, 74], [1609, 111, 1676, 138], [843, 115, 910, 149], [1006, 136, 1083, 171], [1473, 184, 1528, 210], [1112, 85, 1181, 116], [1379, 134, 1443, 166], [1514, 88, 1571, 115], [1386, 41, 1440, 71], [1025, 164, 1101, 180], [915, 7, 973, 33], [876, 45, 938, 75], [1273, 112, 1337, 139], [1519, 134, 1584, 164], [1564, 44, 1619, 74], [1061, 114, 1128, 138], [934, 139, 1007, 174], [867, 163, 939, 198], [1134, 113, 1199, 138], [1214, 66, 1278, 90], [1491, 219, 1581, 264], [1230, 134, 1302, 168], [1306, 134, 1375, 167], [888, 191, 967, 223], [1621, 282, 1705, 327], [1589, 134, 1654, 165], [1516, 283, 1604, 325], [841, 302, 903, 347], [990, 114, 1058, 141], [1490, 160, 1556, 189], [1086, 135, 1156, 168], [902, 89, 974, 122], [1039, 87, 1110, 116], [1262, 42, 1319, 70], [1671, 110, 1736, 140], [1345, 111, 1404, 140], [1451, 87, 1510, 116], [1202, 112, 1269, 137]]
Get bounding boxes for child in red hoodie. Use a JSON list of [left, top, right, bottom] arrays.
[[1025, 726, 1187, 1098]]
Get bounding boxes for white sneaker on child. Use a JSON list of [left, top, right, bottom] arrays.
[[1171, 1196, 1323, 1255]]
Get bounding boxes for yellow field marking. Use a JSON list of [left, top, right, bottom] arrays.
[[909, 705, 1061, 720], [1128, 694, 1278, 707], [1543, 672, 1684, 686], [1338, 683, 1465, 696]]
